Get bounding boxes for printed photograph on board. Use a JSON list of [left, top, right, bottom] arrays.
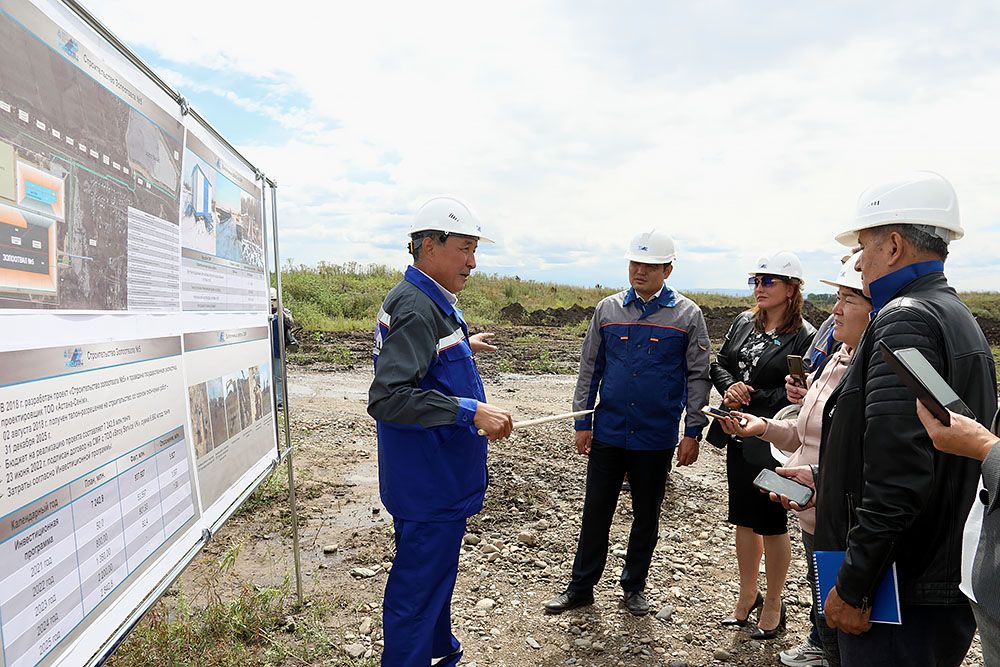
[[206, 376, 228, 448], [187, 382, 213, 457], [223, 370, 244, 436]]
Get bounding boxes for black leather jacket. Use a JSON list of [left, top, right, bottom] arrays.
[[708, 311, 815, 453], [815, 271, 998, 608]]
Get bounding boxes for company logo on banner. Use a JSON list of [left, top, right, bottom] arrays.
[[218, 330, 248, 344], [64, 347, 83, 367], [57, 30, 79, 60]]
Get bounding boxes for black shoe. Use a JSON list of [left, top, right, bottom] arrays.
[[721, 592, 763, 627], [750, 601, 787, 640], [543, 590, 594, 614], [623, 591, 650, 616]]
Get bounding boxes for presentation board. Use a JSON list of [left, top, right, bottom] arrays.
[[0, 338, 199, 667], [0, 0, 184, 313], [179, 125, 268, 313], [0, 0, 284, 665]]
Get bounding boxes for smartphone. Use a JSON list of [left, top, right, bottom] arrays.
[[753, 468, 814, 507], [702, 405, 732, 419], [701, 405, 748, 427], [877, 341, 976, 426], [786, 355, 807, 388]]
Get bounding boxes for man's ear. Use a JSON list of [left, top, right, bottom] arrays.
[[663, 264, 674, 280], [886, 231, 905, 267], [420, 236, 435, 259]]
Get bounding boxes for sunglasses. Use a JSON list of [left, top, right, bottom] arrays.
[[747, 274, 786, 288]]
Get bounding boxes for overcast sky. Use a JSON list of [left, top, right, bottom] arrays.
[[88, 0, 1000, 293]]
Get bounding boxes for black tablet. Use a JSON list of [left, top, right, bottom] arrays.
[[877, 340, 975, 426]]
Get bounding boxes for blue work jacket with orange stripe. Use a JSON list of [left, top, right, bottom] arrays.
[[572, 285, 712, 450]]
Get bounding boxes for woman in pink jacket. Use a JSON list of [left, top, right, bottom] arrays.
[[719, 252, 871, 666]]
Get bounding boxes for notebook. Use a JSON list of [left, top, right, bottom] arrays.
[[813, 550, 902, 625]]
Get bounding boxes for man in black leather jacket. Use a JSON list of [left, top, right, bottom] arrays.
[[814, 172, 997, 667]]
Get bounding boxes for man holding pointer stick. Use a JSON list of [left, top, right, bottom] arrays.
[[368, 196, 512, 667], [545, 229, 712, 616]]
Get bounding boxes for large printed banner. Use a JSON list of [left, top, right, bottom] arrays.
[[183, 327, 275, 517], [0, 0, 184, 312], [180, 126, 268, 312], [0, 338, 199, 667], [0, 0, 281, 665]]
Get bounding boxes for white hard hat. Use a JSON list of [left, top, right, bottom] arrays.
[[749, 251, 804, 282], [836, 171, 963, 246], [409, 196, 494, 243], [819, 251, 864, 292], [624, 229, 676, 264], [270, 287, 278, 299]]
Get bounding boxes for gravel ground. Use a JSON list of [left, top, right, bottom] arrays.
[[176, 327, 985, 666]]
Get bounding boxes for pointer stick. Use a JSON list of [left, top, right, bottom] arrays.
[[477, 409, 595, 436]]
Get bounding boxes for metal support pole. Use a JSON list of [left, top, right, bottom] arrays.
[[270, 181, 303, 607], [259, 177, 282, 452]]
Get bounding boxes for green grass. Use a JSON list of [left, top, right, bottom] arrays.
[[276, 263, 756, 330], [274, 263, 1000, 331], [109, 542, 291, 667], [961, 292, 1000, 320]]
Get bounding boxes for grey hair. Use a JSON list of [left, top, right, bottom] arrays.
[[409, 231, 448, 262], [876, 224, 949, 261]]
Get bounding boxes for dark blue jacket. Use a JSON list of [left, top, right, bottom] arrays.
[[367, 267, 487, 522], [573, 286, 712, 450]]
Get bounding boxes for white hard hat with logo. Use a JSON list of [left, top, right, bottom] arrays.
[[409, 196, 494, 243], [749, 251, 804, 282], [819, 251, 864, 292], [836, 171, 964, 246], [624, 230, 676, 264], [270, 287, 278, 299]]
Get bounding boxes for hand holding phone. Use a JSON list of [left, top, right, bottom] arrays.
[[702, 405, 750, 429], [754, 468, 814, 509], [787, 355, 807, 389]]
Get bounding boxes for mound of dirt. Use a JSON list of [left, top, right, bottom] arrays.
[[977, 316, 1000, 346], [498, 300, 830, 339], [500, 303, 595, 327]]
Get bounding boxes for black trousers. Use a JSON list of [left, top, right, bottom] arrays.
[[837, 603, 975, 667], [568, 440, 672, 594]]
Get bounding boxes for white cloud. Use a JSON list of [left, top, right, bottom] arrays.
[[86, 0, 1000, 291]]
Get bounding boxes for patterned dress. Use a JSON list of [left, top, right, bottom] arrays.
[[736, 329, 780, 383]]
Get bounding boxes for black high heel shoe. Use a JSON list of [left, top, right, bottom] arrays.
[[721, 592, 763, 627], [750, 601, 786, 640]]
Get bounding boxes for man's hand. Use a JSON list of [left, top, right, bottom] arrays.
[[575, 430, 593, 456], [474, 402, 513, 441], [785, 374, 807, 405], [824, 587, 872, 635], [676, 436, 699, 466], [469, 332, 498, 353], [915, 400, 996, 462], [767, 465, 816, 510], [723, 382, 754, 409], [719, 411, 766, 438]]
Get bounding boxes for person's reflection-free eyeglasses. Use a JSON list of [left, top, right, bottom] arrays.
[[747, 275, 785, 288]]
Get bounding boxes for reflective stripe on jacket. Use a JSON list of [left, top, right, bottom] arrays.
[[368, 266, 487, 522], [572, 285, 712, 451]]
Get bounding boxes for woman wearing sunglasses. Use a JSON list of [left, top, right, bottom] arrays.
[[718, 252, 870, 666], [709, 251, 815, 640]]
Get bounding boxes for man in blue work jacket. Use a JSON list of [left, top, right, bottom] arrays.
[[368, 196, 513, 667], [544, 229, 712, 616]]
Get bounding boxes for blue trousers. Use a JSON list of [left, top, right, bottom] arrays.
[[382, 518, 465, 667]]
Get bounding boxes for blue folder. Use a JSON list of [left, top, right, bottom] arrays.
[[814, 550, 902, 625]]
